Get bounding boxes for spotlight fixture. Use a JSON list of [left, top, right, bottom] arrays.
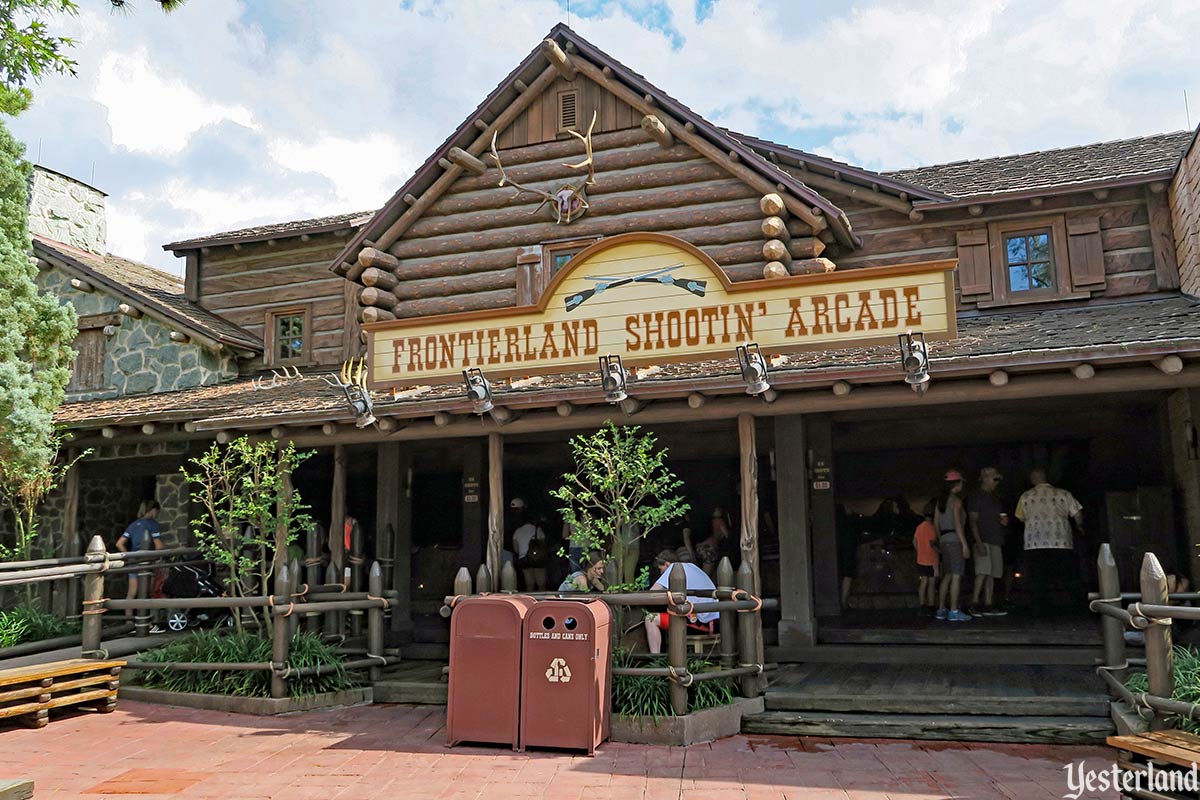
[[899, 330, 930, 394], [463, 368, 494, 414], [323, 358, 376, 428], [599, 354, 629, 403], [735, 342, 771, 396]]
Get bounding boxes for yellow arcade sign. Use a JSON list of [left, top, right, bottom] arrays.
[[365, 232, 957, 389]]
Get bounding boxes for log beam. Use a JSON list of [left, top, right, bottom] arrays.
[[361, 267, 399, 291], [69, 278, 94, 293], [117, 303, 142, 319], [359, 286, 399, 310], [359, 306, 397, 324], [540, 39, 577, 80], [1157, 355, 1184, 375], [762, 239, 791, 265], [759, 193, 788, 219], [1073, 363, 1095, 380], [788, 169, 915, 216], [348, 247, 401, 283], [640, 114, 674, 148], [761, 216, 790, 242], [446, 147, 487, 176]]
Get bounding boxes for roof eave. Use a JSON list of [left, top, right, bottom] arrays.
[[164, 216, 371, 254], [912, 170, 1175, 211]]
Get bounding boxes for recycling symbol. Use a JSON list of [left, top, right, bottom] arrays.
[[545, 657, 571, 683]]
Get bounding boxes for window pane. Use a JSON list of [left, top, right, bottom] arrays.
[[554, 251, 575, 271], [1031, 263, 1053, 288], [1029, 233, 1050, 261], [1006, 236, 1026, 264], [1009, 266, 1030, 292], [275, 314, 304, 360]]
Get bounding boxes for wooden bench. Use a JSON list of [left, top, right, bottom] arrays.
[[1108, 730, 1200, 793], [0, 658, 126, 729], [686, 633, 720, 656]]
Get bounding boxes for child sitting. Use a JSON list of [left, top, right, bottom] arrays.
[[913, 501, 939, 617]]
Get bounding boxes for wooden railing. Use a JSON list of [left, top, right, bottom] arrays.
[[1, 534, 401, 698], [441, 555, 776, 716], [1091, 543, 1200, 731]]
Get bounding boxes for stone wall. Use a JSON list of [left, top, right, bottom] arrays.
[[27, 167, 106, 254], [39, 268, 238, 401], [1170, 131, 1200, 296], [155, 472, 190, 547]]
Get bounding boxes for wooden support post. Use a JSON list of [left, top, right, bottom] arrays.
[[446, 147, 487, 176], [487, 432, 504, 593], [330, 445, 347, 576], [134, 551, 151, 638], [808, 417, 839, 617], [640, 114, 674, 147], [80, 535, 106, 657], [287, 556, 301, 639], [453, 567, 473, 597], [737, 413, 764, 691], [1141, 552, 1173, 731], [323, 562, 340, 636], [775, 415, 815, 647], [462, 440, 485, 579], [393, 445, 414, 632], [61, 452, 81, 616], [304, 523, 324, 633], [271, 562, 290, 699], [668, 563, 688, 716], [500, 561, 518, 592], [737, 561, 761, 698], [716, 557, 736, 671], [368, 561, 384, 682], [376, 443, 400, 596], [1097, 544, 1126, 676]]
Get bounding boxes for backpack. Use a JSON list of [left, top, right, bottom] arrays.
[[522, 535, 549, 567]]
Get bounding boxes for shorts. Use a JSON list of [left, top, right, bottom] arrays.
[[656, 612, 716, 635], [974, 543, 1004, 578], [916, 564, 935, 577], [939, 533, 966, 576]]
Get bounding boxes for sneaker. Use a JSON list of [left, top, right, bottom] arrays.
[[983, 606, 1008, 617], [948, 610, 973, 622], [966, 605, 983, 617], [935, 608, 948, 620], [149, 624, 167, 635]]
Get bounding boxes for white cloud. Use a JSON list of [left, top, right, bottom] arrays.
[[93, 47, 257, 156], [267, 132, 419, 209]]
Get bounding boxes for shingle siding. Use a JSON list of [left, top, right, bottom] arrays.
[[1170, 130, 1200, 297]]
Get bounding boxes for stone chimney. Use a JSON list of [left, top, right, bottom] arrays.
[[26, 165, 107, 254]]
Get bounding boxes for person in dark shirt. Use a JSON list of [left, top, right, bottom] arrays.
[[968, 467, 1009, 616], [116, 501, 164, 619]]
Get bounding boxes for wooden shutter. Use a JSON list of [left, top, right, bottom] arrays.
[[515, 247, 542, 305], [1065, 212, 1106, 290], [955, 229, 991, 297], [68, 328, 106, 391]]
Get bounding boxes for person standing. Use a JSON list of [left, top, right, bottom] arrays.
[[935, 471, 972, 622], [1016, 468, 1084, 617], [510, 497, 548, 591], [913, 501, 940, 616], [115, 501, 164, 620], [968, 467, 1009, 616]]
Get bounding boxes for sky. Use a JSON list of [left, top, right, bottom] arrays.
[[10, 0, 1200, 275]]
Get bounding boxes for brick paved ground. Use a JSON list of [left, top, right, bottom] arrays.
[[1, 701, 1117, 799]]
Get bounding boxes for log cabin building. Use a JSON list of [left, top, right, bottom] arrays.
[[27, 25, 1200, 733]]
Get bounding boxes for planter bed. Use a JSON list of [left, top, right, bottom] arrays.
[[118, 685, 372, 716], [610, 696, 763, 746]]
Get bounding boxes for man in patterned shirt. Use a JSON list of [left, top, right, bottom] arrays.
[[1015, 468, 1084, 617]]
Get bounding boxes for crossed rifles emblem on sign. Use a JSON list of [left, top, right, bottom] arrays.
[[564, 263, 707, 312]]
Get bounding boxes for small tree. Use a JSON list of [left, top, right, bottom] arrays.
[[181, 437, 312, 634], [551, 421, 689, 588]]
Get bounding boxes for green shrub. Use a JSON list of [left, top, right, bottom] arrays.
[[138, 630, 356, 698], [1126, 645, 1200, 733], [0, 604, 79, 647], [611, 648, 736, 719]]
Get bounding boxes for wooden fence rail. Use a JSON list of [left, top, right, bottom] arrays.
[[1092, 543, 1198, 732], [440, 556, 773, 716]]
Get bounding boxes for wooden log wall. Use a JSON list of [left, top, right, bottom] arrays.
[[365, 127, 814, 319], [798, 179, 1168, 308], [197, 231, 357, 367]]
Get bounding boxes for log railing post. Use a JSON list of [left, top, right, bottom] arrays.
[[368, 561, 384, 682], [271, 562, 290, 699], [134, 556, 151, 638], [500, 561, 518, 592], [1141, 552, 1174, 730], [304, 523, 324, 632], [453, 567, 473, 598], [668, 563, 688, 716], [287, 556, 301, 639], [737, 561, 761, 698], [80, 536, 106, 657], [349, 521, 364, 636], [330, 444, 347, 576], [716, 557, 736, 671], [61, 450, 81, 616], [1098, 544, 1126, 676], [323, 562, 341, 636]]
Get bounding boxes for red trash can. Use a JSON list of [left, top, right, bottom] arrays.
[[519, 598, 611, 754], [447, 594, 537, 749]]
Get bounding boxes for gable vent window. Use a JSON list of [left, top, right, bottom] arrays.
[[558, 90, 578, 131]]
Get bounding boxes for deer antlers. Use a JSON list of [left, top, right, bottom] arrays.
[[488, 110, 597, 224], [323, 358, 377, 428]]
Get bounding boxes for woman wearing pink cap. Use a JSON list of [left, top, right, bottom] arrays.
[[935, 470, 972, 622]]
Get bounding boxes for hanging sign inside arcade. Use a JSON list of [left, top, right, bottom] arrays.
[[365, 233, 958, 389]]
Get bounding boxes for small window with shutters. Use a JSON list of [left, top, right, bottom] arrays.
[[968, 214, 1102, 307], [557, 89, 578, 132], [514, 237, 600, 305]]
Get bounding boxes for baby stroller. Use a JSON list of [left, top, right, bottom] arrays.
[[156, 562, 230, 632]]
